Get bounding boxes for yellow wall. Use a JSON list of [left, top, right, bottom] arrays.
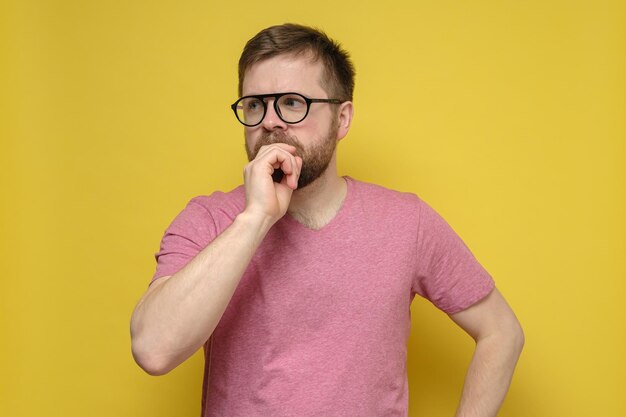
[[2, 1, 624, 416]]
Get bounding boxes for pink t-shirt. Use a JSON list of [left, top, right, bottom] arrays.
[[151, 176, 494, 417]]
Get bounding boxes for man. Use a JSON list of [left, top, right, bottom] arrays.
[[130, 23, 524, 417]]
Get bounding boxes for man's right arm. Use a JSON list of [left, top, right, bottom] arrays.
[[130, 143, 302, 375], [130, 211, 272, 375]]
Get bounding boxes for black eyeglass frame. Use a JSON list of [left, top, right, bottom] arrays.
[[230, 92, 343, 127]]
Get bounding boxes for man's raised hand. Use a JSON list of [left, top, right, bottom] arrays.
[[242, 143, 302, 226]]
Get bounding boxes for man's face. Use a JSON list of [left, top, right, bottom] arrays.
[[242, 54, 339, 189]]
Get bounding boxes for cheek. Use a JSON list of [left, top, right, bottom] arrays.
[[243, 130, 258, 159], [244, 128, 257, 146], [295, 121, 324, 141]]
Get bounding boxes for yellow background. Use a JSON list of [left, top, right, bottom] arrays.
[[1, 1, 624, 416]]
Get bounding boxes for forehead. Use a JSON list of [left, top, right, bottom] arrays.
[[242, 54, 327, 96]]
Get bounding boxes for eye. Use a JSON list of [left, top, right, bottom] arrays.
[[243, 98, 263, 111], [280, 95, 306, 109]]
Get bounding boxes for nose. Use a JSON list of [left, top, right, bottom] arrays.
[[261, 98, 287, 131]]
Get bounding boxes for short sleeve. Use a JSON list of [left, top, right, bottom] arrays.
[[413, 198, 495, 314], [150, 198, 218, 286]]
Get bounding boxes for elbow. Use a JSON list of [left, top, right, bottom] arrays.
[[130, 309, 174, 376], [508, 318, 525, 357], [130, 322, 176, 376], [514, 322, 526, 354], [483, 317, 525, 357], [131, 341, 175, 376], [130, 318, 197, 376]]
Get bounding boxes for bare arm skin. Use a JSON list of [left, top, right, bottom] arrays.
[[130, 144, 302, 375], [449, 287, 525, 417]]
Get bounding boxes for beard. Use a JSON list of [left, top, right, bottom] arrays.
[[246, 122, 339, 189]]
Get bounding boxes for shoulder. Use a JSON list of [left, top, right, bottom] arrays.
[[167, 185, 246, 233], [347, 176, 422, 211], [187, 185, 246, 218]]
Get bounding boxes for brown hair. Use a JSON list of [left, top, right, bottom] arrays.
[[238, 23, 355, 102]]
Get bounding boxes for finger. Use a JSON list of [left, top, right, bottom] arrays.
[[278, 156, 300, 190], [255, 145, 297, 168], [271, 142, 297, 154], [253, 147, 298, 185], [282, 156, 301, 189], [279, 169, 292, 189], [256, 143, 297, 159]]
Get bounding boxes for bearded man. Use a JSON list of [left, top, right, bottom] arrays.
[[130, 23, 524, 417]]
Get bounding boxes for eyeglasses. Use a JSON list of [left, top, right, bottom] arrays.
[[231, 92, 343, 127]]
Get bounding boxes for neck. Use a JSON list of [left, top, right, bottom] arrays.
[[287, 156, 347, 229]]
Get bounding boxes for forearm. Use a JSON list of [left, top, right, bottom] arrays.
[[454, 332, 524, 417], [130, 211, 272, 375]]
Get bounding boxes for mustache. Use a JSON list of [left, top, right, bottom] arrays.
[[252, 131, 305, 158]]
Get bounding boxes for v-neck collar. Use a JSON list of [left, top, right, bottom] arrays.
[[281, 176, 354, 233]]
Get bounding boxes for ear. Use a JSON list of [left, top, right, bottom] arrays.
[[335, 101, 354, 141]]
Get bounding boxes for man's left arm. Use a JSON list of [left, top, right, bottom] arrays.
[[448, 287, 524, 417]]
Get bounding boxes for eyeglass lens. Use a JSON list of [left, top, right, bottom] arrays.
[[235, 94, 309, 126]]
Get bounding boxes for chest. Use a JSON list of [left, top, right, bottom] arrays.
[[218, 219, 418, 341]]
